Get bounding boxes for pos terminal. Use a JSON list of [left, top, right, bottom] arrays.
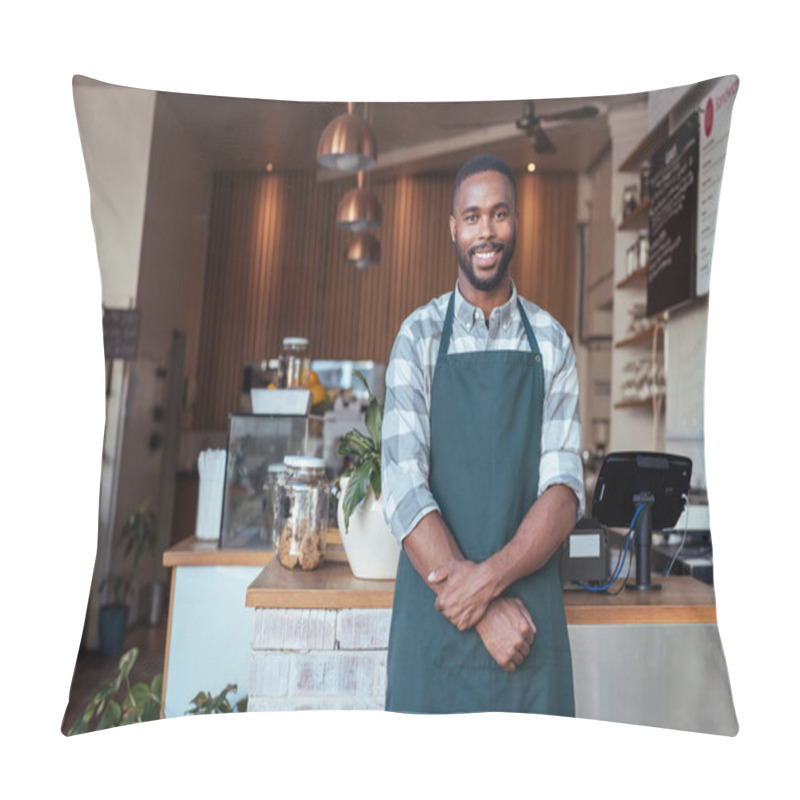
[[592, 451, 692, 591]]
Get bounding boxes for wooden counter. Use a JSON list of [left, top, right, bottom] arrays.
[[246, 559, 394, 609], [163, 536, 274, 567], [563, 578, 716, 624], [163, 528, 345, 568], [243, 558, 733, 732], [245, 558, 716, 624]]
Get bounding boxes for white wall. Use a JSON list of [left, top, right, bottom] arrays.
[[575, 148, 613, 459], [664, 301, 708, 488], [73, 77, 157, 646], [73, 78, 213, 643], [72, 76, 156, 306], [110, 94, 213, 606]]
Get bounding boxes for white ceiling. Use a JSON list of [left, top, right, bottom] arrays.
[[159, 89, 651, 182]]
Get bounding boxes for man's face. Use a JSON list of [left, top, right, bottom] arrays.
[[449, 170, 517, 294]]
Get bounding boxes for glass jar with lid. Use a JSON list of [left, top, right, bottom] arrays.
[[278, 337, 310, 388], [274, 455, 330, 570], [261, 463, 286, 548]]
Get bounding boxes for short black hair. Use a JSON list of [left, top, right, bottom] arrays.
[[452, 154, 517, 211]]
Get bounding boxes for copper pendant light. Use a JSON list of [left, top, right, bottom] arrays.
[[337, 171, 381, 232], [317, 102, 377, 171], [346, 232, 380, 269]]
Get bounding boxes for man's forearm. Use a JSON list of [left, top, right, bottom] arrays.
[[400, 510, 466, 592], [401, 508, 537, 673], [481, 484, 578, 599], [430, 484, 578, 629]]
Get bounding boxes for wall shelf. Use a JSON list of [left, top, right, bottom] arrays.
[[618, 198, 650, 231], [614, 397, 665, 410], [615, 326, 662, 349], [616, 265, 648, 290]]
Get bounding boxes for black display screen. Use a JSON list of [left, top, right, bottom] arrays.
[[592, 451, 692, 530]]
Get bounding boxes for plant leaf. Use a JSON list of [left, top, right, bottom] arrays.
[[119, 647, 138, 679], [68, 716, 88, 736], [96, 700, 121, 730], [338, 430, 372, 457], [353, 370, 371, 397], [142, 698, 161, 723], [120, 706, 141, 725], [343, 461, 372, 530], [127, 683, 150, 710], [364, 398, 382, 448]]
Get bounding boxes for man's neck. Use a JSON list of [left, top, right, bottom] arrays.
[[457, 276, 513, 321]]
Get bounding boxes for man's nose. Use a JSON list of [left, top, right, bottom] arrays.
[[477, 214, 495, 238]]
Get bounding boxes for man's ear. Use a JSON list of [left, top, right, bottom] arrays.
[[449, 215, 456, 243]]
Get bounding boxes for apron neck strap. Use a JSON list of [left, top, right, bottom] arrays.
[[437, 292, 457, 366], [437, 293, 541, 363], [517, 299, 541, 356]]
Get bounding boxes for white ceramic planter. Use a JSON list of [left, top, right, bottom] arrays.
[[337, 477, 401, 580]]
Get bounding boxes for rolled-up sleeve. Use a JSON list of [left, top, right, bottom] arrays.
[[381, 323, 440, 543], [538, 333, 586, 521]]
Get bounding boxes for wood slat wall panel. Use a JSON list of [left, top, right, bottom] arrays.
[[193, 170, 577, 430]]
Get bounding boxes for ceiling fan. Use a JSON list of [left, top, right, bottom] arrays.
[[514, 100, 599, 154]]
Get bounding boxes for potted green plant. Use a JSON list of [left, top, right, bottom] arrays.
[[185, 684, 248, 715], [68, 647, 162, 734], [336, 372, 400, 579], [120, 499, 165, 626], [68, 644, 245, 734], [97, 570, 134, 658]]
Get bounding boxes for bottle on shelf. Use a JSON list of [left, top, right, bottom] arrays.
[[623, 184, 639, 218], [278, 337, 311, 389]]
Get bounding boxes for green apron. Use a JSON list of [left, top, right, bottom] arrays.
[[385, 293, 575, 715]]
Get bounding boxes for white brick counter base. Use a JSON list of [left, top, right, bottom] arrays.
[[248, 608, 392, 712], [244, 564, 736, 733]]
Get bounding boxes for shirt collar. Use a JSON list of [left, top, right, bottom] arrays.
[[453, 280, 518, 331]]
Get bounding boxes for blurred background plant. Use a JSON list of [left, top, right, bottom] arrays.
[[67, 646, 247, 735], [67, 647, 161, 734], [185, 684, 248, 714]]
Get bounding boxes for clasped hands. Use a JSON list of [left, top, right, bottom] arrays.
[[428, 559, 536, 673]]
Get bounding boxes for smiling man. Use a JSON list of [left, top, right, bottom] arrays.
[[381, 153, 585, 715]]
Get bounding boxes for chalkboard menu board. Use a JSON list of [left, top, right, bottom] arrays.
[[102, 308, 140, 360], [647, 112, 699, 317]]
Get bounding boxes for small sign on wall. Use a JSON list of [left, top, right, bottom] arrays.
[[102, 308, 140, 360]]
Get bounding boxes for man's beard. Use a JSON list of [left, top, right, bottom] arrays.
[[454, 235, 515, 293]]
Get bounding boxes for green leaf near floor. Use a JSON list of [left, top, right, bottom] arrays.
[[185, 683, 248, 714], [68, 646, 247, 735]]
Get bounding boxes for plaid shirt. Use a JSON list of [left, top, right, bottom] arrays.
[[381, 281, 585, 543]]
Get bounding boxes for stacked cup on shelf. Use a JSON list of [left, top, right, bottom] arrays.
[[195, 449, 227, 540]]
